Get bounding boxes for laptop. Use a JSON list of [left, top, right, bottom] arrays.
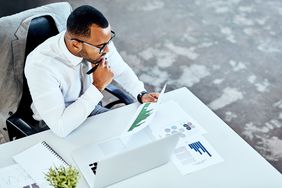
[[71, 133, 179, 188]]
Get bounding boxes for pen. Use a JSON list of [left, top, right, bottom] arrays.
[[86, 58, 107, 75]]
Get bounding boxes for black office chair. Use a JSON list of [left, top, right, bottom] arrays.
[[6, 16, 134, 141]]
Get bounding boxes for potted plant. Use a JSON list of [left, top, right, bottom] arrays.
[[45, 166, 79, 188]]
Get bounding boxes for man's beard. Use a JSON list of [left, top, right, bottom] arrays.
[[80, 49, 106, 64]]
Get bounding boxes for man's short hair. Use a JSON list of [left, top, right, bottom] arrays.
[[67, 5, 109, 37]]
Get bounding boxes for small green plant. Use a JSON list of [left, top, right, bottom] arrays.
[[45, 166, 79, 188]]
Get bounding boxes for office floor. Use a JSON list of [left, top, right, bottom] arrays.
[[1, 0, 282, 173]]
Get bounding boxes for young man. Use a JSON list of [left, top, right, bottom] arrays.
[[25, 5, 159, 137]]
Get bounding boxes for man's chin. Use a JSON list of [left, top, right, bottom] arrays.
[[96, 57, 104, 63], [89, 57, 102, 64], [88, 53, 106, 64]]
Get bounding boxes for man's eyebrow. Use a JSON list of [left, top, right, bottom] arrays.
[[97, 37, 112, 47], [96, 32, 113, 47]]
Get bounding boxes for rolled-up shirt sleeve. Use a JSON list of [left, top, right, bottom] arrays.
[[25, 63, 103, 138]]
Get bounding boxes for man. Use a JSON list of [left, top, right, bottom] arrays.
[[25, 5, 159, 137]]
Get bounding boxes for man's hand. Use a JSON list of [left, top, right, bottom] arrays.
[[92, 59, 113, 91], [141, 93, 160, 103]]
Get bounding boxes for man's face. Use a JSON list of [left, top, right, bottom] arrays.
[[78, 24, 112, 64]]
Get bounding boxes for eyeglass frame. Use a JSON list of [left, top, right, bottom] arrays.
[[70, 30, 116, 54]]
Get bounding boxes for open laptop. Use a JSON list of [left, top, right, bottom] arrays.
[[71, 133, 179, 188]]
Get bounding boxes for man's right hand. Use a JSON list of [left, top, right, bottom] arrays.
[[92, 59, 113, 91]]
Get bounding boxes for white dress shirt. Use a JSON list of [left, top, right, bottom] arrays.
[[25, 31, 145, 137]]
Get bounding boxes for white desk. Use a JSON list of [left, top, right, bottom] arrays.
[[0, 87, 281, 188]]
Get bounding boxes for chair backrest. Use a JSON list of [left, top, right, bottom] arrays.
[[15, 16, 59, 125]]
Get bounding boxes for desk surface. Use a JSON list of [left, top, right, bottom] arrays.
[[0, 87, 281, 188]]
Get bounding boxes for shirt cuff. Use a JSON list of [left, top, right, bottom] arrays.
[[81, 85, 103, 108], [133, 88, 147, 100]]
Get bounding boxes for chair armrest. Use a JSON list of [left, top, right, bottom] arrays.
[[104, 84, 135, 108], [6, 114, 36, 140]]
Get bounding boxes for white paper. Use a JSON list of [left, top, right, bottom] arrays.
[[0, 164, 38, 188], [149, 101, 223, 175], [123, 83, 167, 135], [155, 82, 167, 106], [172, 135, 223, 175], [150, 100, 207, 139]]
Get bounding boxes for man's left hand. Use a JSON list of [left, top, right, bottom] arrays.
[[141, 93, 160, 103]]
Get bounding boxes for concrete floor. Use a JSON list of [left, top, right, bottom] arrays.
[[1, 0, 282, 173]]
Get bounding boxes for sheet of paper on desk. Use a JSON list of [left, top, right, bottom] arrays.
[[150, 100, 207, 140], [172, 135, 223, 175], [150, 101, 223, 175], [123, 83, 167, 135], [0, 164, 39, 188]]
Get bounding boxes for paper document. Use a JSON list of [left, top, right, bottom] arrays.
[[0, 164, 38, 188], [150, 101, 223, 175], [172, 135, 223, 175], [150, 100, 207, 139], [123, 83, 167, 135]]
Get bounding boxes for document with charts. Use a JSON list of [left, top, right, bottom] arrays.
[[171, 135, 223, 175], [123, 83, 167, 135], [150, 100, 223, 175]]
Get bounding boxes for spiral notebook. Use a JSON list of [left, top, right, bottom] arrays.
[[13, 141, 69, 186]]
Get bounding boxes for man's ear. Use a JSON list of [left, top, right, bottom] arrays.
[[72, 40, 82, 52]]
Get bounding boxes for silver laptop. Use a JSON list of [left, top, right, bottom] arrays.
[[71, 133, 179, 188]]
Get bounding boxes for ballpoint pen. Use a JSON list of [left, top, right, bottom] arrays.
[[86, 58, 107, 74]]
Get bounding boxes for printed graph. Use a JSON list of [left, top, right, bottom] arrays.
[[128, 103, 153, 131], [22, 183, 40, 188], [159, 120, 197, 138], [189, 141, 212, 157]]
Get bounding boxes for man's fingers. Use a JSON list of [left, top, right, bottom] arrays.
[[102, 60, 107, 67], [142, 94, 157, 102], [140, 92, 161, 103], [150, 93, 159, 99], [149, 94, 157, 100], [98, 60, 111, 70], [97, 58, 105, 67]]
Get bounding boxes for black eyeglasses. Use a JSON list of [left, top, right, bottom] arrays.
[[70, 30, 116, 54]]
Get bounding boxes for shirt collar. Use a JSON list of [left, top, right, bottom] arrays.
[[59, 31, 83, 67]]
